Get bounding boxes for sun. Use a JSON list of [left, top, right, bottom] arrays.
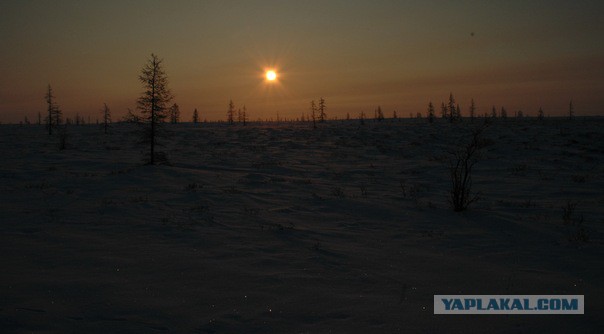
[[265, 70, 277, 81]]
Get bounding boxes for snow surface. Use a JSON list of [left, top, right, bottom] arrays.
[[1, 118, 603, 333]]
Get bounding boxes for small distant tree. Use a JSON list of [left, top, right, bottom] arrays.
[[101, 102, 111, 134], [516, 110, 523, 118], [447, 93, 456, 123], [346, 112, 351, 120], [318, 97, 326, 122], [491, 106, 497, 118], [123, 108, 140, 123], [537, 107, 544, 121], [427, 101, 435, 123], [169, 103, 180, 123], [392, 110, 398, 119], [310, 100, 317, 129], [242, 105, 248, 126], [569, 100, 574, 120], [192, 108, 199, 123], [441, 102, 447, 119], [44, 84, 62, 135], [227, 100, 235, 124], [136, 53, 173, 165], [500, 107, 507, 118], [469, 99, 476, 122], [455, 104, 462, 121], [359, 111, 366, 125], [375, 106, 384, 121]]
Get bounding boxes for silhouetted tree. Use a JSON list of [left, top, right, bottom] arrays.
[[455, 104, 462, 121], [136, 53, 173, 165], [469, 99, 476, 122], [448, 93, 456, 123], [359, 111, 365, 125], [318, 97, 326, 122], [375, 106, 384, 121], [123, 108, 140, 123], [310, 100, 317, 129], [538, 107, 544, 121], [392, 110, 398, 119], [569, 100, 574, 120], [346, 112, 351, 120], [101, 103, 111, 134], [227, 100, 235, 124], [242, 105, 248, 126], [427, 101, 435, 123], [500, 106, 507, 118], [491, 106, 497, 118], [169, 103, 180, 123], [441, 102, 447, 119], [516, 110, 523, 118], [45, 84, 62, 135], [193, 108, 199, 123], [449, 125, 486, 211]]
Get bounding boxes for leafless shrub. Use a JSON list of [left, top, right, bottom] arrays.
[[58, 126, 69, 150], [449, 125, 487, 212], [562, 200, 589, 243], [331, 187, 345, 198]]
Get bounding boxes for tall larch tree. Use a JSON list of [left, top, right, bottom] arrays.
[[136, 53, 173, 165]]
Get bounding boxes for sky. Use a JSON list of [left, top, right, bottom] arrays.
[[1, 0, 603, 123]]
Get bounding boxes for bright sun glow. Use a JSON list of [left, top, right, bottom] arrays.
[[266, 70, 277, 81]]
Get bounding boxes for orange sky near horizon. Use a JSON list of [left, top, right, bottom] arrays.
[[1, 1, 603, 123]]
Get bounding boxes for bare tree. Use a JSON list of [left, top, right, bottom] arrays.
[[375, 106, 384, 121], [101, 102, 111, 134], [136, 53, 173, 165], [318, 97, 326, 122], [427, 101, 435, 123], [169, 103, 180, 123], [192, 108, 199, 123], [44, 84, 62, 135], [449, 125, 487, 211], [538, 107, 544, 121], [569, 100, 574, 120], [469, 99, 476, 122], [310, 100, 317, 129], [227, 100, 235, 124], [242, 105, 248, 126], [447, 93, 456, 123]]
